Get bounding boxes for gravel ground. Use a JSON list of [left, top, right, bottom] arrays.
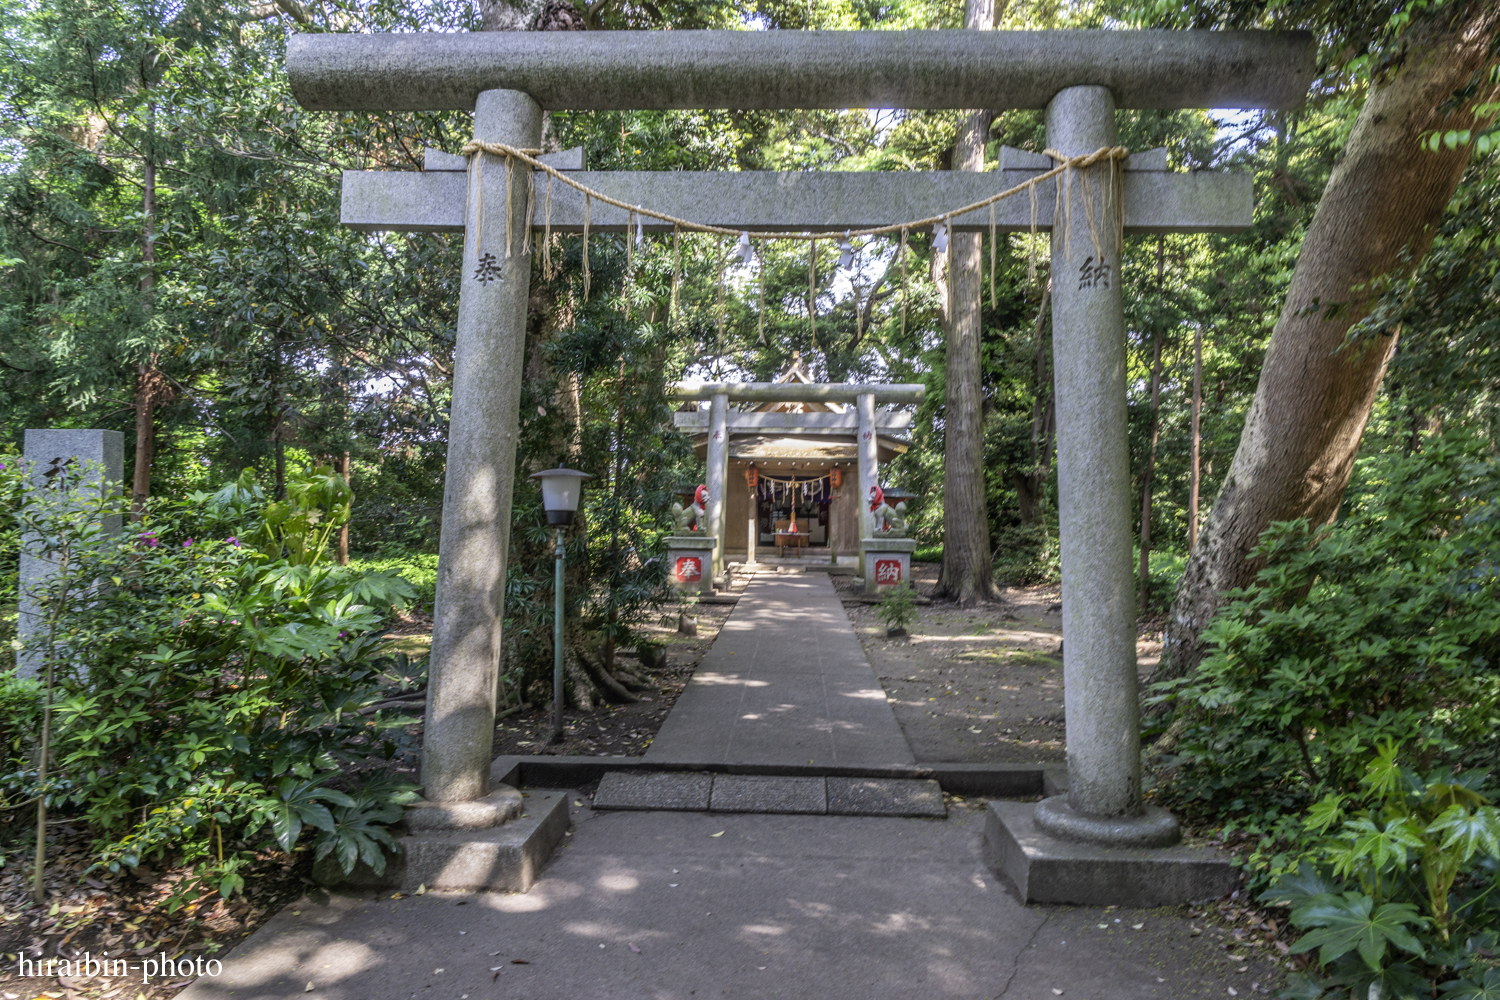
[[845, 564, 1069, 763]]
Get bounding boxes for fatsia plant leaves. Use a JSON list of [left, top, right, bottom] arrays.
[[1289, 892, 1428, 971], [1441, 969, 1500, 1000], [1427, 804, 1500, 863]]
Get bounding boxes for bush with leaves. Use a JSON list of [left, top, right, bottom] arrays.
[[0, 450, 23, 673], [1261, 743, 1500, 999], [497, 278, 693, 708], [1150, 426, 1500, 842], [876, 583, 918, 635], [5, 461, 420, 908]]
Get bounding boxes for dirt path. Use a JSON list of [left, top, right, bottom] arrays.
[[843, 565, 1068, 763], [844, 564, 1161, 764]]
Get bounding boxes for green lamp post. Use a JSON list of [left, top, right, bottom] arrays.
[[531, 467, 592, 742]]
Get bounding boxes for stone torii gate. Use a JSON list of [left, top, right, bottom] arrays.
[[287, 29, 1313, 883]]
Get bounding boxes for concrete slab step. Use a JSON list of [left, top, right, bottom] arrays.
[[592, 770, 946, 818]]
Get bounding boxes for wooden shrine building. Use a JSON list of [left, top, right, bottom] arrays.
[[672, 355, 916, 561]]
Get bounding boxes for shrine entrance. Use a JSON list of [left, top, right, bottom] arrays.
[[749, 465, 835, 558], [288, 23, 1314, 905], [677, 353, 910, 563], [670, 365, 921, 580]]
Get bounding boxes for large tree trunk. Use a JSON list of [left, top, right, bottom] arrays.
[[1013, 281, 1053, 524], [1159, 3, 1500, 681], [131, 101, 158, 520], [1138, 329, 1163, 608], [935, 0, 1004, 606]]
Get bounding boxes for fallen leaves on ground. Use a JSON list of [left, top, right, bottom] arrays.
[[0, 823, 314, 1000]]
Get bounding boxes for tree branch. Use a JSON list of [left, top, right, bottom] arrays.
[[272, 0, 312, 24]]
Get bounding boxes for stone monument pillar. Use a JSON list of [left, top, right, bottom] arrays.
[[1036, 85, 1176, 846], [421, 89, 542, 804], [16, 429, 125, 679], [705, 392, 728, 585]]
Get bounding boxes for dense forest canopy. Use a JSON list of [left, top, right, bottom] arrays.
[[5, 0, 1493, 597]]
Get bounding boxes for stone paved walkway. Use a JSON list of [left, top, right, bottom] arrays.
[[180, 802, 1284, 1000], [172, 572, 1288, 1000], [644, 573, 915, 767]]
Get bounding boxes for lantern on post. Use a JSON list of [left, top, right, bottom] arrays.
[[530, 467, 592, 741], [745, 463, 759, 495]]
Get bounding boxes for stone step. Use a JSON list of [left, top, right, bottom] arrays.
[[492, 754, 1068, 799], [591, 771, 946, 818]]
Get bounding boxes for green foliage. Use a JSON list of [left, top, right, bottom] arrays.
[[0, 451, 21, 673], [495, 241, 696, 703], [5, 462, 418, 903], [348, 550, 440, 611], [1134, 546, 1186, 613], [0, 672, 40, 786], [875, 584, 918, 634], [1290, 892, 1428, 971], [1361, 152, 1500, 437], [1152, 425, 1500, 829], [1443, 968, 1500, 999], [235, 465, 353, 565], [1260, 745, 1500, 998], [993, 520, 1062, 587]]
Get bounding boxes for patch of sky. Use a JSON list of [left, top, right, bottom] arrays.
[[0, 138, 25, 176], [1211, 108, 1276, 161], [865, 109, 903, 146]]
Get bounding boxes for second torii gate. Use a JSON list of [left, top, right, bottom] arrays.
[[287, 29, 1313, 875], [667, 378, 926, 582]]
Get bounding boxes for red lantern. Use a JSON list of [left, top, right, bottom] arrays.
[[745, 464, 759, 493], [830, 466, 843, 489]]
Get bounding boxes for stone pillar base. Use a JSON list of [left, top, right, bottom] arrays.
[[314, 789, 569, 893], [1034, 795, 1180, 848], [985, 801, 1236, 906], [861, 537, 917, 594], [665, 535, 717, 596], [405, 786, 523, 832]]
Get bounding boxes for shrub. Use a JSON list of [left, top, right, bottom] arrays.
[[0, 450, 23, 674], [1262, 743, 1500, 999], [876, 583, 918, 634], [6, 461, 419, 907], [1152, 427, 1500, 837], [349, 550, 439, 611], [992, 519, 1061, 586]]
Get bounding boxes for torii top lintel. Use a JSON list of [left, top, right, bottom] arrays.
[[286, 30, 1315, 114]]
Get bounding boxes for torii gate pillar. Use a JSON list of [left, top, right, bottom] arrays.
[[421, 89, 541, 803], [1035, 86, 1178, 847]]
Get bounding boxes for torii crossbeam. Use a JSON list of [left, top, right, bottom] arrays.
[[287, 27, 1313, 902]]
